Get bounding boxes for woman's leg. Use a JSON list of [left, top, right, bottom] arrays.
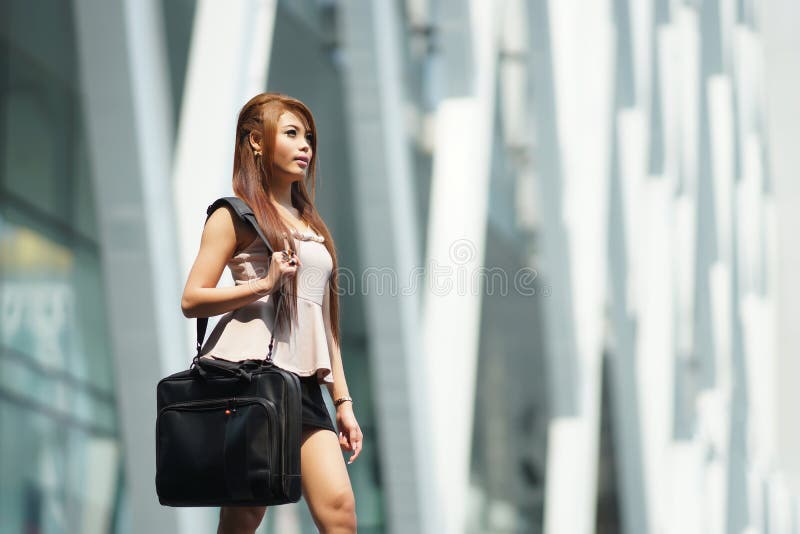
[[301, 427, 357, 534], [217, 506, 266, 534]]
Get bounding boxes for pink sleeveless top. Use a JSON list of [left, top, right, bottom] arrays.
[[198, 232, 335, 384]]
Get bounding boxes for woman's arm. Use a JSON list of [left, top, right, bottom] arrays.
[[180, 206, 276, 318], [322, 280, 363, 464]]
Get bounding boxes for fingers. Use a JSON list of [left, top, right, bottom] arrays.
[[338, 428, 363, 464], [278, 236, 301, 269], [348, 429, 363, 464]]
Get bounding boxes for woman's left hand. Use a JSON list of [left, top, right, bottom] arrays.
[[336, 404, 363, 464]]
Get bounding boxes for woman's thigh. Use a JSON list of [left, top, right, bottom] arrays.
[[300, 428, 356, 519], [217, 505, 266, 533]]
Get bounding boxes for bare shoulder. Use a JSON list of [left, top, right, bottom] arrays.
[[203, 204, 257, 253]]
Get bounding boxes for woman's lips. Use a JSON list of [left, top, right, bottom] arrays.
[[295, 159, 308, 168]]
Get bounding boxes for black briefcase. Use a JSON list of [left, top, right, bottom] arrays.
[[155, 358, 302, 506], [155, 197, 303, 507]]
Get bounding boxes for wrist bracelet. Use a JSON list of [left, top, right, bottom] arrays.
[[333, 395, 353, 407]]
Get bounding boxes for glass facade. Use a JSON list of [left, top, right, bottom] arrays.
[[1, 1, 124, 532]]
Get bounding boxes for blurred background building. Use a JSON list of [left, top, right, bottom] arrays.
[[2, 0, 799, 533]]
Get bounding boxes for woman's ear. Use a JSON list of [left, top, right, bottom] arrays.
[[249, 131, 263, 154]]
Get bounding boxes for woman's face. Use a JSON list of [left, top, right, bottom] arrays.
[[271, 111, 313, 180]]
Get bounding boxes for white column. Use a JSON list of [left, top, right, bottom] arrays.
[[420, 1, 496, 532], [761, 0, 800, 495], [528, 0, 614, 532]]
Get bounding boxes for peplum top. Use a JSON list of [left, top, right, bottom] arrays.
[[198, 230, 335, 384]]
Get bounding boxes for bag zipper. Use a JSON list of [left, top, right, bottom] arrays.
[[157, 396, 280, 481]]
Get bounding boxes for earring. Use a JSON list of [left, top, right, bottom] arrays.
[[254, 151, 262, 157]]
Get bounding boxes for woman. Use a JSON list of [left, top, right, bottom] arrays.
[[180, 93, 362, 534]]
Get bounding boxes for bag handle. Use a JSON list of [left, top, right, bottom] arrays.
[[192, 356, 264, 381], [193, 197, 284, 369]]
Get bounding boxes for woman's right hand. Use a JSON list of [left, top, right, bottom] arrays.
[[260, 236, 302, 294]]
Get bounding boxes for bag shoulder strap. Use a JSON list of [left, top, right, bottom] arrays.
[[195, 197, 276, 354], [206, 195, 251, 219], [205, 197, 274, 255]]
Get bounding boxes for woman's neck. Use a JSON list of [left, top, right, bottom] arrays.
[[269, 180, 295, 213], [269, 179, 312, 232]]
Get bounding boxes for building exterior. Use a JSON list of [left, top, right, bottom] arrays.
[[1, 1, 799, 533]]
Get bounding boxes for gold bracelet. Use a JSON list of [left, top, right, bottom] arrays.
[[333, 395, 353, 407]]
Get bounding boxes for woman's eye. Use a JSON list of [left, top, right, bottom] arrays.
[[286, 129, 296, 136], [305, 134, 313, 142]]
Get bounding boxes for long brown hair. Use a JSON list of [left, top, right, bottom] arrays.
[[232, 92, 341, 348]]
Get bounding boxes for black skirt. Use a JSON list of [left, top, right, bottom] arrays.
[[298, 374, 336, 433]]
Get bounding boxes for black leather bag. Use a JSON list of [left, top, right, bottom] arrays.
[[155, 197, 302, 507]]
